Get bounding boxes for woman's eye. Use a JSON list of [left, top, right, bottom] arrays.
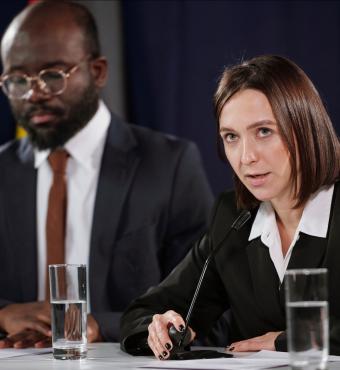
[[258, 127, 272, 137], [224, 133, 238, 143]]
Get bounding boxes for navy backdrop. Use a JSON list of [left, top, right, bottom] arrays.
[[1, 1, 339, 195], [122, 0, 340, 194]]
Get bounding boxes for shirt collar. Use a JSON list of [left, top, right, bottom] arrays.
[[34, 100, 111, 170], [249, 184, 334, 242]]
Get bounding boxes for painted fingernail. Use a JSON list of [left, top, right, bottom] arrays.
[[165, 343, 171, 350], [158, 355, 163, 360], [179, 325, 184, 332], [229, 346, 235, 351], [162, 351, 167, 357]]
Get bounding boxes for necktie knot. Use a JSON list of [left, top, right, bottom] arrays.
[[48, 149, 69, 174]]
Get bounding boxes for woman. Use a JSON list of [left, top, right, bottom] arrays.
[[120, 55, 340, 358]]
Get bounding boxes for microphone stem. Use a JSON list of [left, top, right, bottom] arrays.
[[184, 254, 213, 325], [178, 210, 250, 348], [179, 229, 232, 346]]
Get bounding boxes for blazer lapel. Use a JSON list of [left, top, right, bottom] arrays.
[[246, 238, 286, 328], [318, 182, 340, 304], [5, 139, 37, 301], [286, 234, 327, 270], [277, 234, 328, 305], [327, 182, 340, 250], [89, 116, 140, 310]]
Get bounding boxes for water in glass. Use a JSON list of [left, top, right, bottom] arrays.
[[287, 300, 329, 369], [51, 300, 87, 360]]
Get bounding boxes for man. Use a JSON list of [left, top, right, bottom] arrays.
[[0, 1, 213, 347]]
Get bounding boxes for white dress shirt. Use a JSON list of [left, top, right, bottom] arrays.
[[248, 185, 334, 282], [35, 100, 111, 301]]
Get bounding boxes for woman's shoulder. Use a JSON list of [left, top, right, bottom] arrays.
[[210, 189, 239, 229], [210, 188, 258, 232], [214, 188, 237, 212]]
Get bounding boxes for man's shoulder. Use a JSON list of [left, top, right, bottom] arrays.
[[127, 122, 196, 152], [107, 114, 197, 158], [0, 139, 19, 161], [0, 137, 32, 166], [0, 138, 18, 152]]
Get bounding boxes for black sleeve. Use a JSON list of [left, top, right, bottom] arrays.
[[274, 331, 287, 351], [120, 199, 230, 355]]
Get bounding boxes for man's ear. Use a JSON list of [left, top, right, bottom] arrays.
[[90, 56, 108, 88]]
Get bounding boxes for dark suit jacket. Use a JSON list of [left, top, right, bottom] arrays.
[[0, 113, 213, 341], [120, 182, 340, 355]]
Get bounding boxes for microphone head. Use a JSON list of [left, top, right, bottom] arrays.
[[231, 210, 251, 231]]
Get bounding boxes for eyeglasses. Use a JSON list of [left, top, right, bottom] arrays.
[[0, 57, 89, 100]]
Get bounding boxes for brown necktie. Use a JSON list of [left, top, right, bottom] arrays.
[[46, 149, 69, 299]]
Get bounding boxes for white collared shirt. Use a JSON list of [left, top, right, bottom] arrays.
[[35, 100, 111, 302], [248, 185, 334, 282]]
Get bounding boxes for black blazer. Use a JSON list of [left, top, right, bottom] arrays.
[[0, 113, 213, 341], [120, 182, 340, 355]]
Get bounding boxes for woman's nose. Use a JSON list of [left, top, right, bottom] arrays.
[[240, 138, 258, 165]]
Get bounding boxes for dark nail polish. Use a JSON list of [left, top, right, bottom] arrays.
[[229, 346, 235, 351], [165, 343, 171, 350], [158, 355, 163, 360], [179, 325, 184, 332], [162, 351, 167, 357]]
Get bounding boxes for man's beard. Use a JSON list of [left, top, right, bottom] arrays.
[[12, 84, 99, 150]]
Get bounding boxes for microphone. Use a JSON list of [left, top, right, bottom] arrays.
[[167, 209, 251, 360]]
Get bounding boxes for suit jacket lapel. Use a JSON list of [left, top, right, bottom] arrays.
[[89, 115, 140, 310], [319, 182, 340, 305], [246, 235, 327, 327], [276, 234, 328, 305], [325, 182, 340, 260], [246, 238, 285, 328], [287, 234, 327, 270], [5, 138, 37, 301]]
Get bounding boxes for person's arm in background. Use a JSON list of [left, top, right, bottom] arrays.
[[0, 301, 51, 348], [92, 141, 214, 342], [0, 300, 101, 347], [159, 142, 214, 278]]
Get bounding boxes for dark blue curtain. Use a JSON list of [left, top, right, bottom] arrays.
[[0, 1, 26, 145], [122, 1, 340, 195], [1, 1, 339, 196]]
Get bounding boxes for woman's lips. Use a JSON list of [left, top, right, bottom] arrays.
[[245, 173, 270, 187]]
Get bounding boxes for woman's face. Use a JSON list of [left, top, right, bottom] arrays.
[[219, 88, 294, 207]]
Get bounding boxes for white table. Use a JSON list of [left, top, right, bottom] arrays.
[[0, 343, 149, 370], [0, 343, 339, 370]]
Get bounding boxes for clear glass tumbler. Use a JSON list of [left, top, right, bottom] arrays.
[[285, 268, 328, 370], [49, 264, 87, 360]]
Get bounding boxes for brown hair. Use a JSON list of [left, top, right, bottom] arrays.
[[214, 55, 340, 209]]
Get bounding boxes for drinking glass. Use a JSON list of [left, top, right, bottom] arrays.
[[49, 264, 87, 360], [285, 268, 328, 370]]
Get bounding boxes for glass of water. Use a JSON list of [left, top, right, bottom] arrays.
[[285, 268, 328, 370], [49, 264, 87, 360]]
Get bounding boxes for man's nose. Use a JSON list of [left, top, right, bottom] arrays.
[[24, 79, 51, 102]]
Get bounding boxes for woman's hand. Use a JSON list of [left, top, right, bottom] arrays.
[[147, 310, 195, 360], [227, 331, 283, 352]]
